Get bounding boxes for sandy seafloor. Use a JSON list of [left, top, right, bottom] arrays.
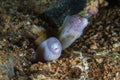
[[0, 1, 120, 80]]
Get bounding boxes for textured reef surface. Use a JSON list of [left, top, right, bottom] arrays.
[[0, 0, 120, 80]]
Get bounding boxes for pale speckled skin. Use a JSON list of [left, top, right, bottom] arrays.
[[36, 37, 62, 62], [59, 15, 88, 50]]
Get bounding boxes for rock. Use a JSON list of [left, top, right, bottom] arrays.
[[18, 0, 57, 14], [18, 0, 86, 26], [106, 0, 120, 6], [30, 25, 47, 45], [1, 0, 108, 27], [90, 44, 98, 50], [40, 0, 86, 26], [0, 53, 15, 79]]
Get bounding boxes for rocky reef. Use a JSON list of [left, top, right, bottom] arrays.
[[0, 0, 120, 80]]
